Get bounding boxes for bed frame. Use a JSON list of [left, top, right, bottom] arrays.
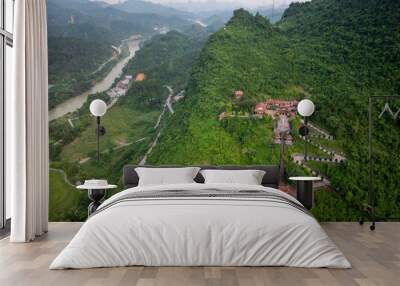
[[123, 165, 280, 189]]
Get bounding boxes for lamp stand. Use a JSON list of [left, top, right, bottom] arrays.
[[96, 117, 100, 161], [304, 117, 308, 162], [94, 116, 106, 162]]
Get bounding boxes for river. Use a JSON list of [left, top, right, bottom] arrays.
[[49, 35, 142, 121]]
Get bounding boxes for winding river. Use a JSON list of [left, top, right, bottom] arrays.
[[49, 35, 142, 121]]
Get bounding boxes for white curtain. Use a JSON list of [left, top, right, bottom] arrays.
[[8, 0, 49, 242]]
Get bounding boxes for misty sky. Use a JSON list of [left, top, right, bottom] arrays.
[[151, 0, 296, 5], [100, 0, 301, 9], [150, 0, 293, 4]]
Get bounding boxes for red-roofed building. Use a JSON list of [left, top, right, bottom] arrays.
[[234, 90, 244, 99], [135, 73, 146, 82], [254, 99, 298, 119], [255, 103, 266, 115]]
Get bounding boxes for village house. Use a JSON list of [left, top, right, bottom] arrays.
[[254, 99, 298, 145], [255, 99, 298, 119], [234, 90, 244, 99], [135, 73, 146, 81], [107, 75, 133, 98]]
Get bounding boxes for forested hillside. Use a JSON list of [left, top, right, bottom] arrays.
[[123, 29, 209, 90], [49, 30, 209, 221], [47, 0, 191, 108], [148, 0, 400, 220]]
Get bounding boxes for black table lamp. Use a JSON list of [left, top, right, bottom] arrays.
[[89, 99, 107, 161]]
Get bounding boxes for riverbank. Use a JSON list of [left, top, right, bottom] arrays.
[[49, 35, 142, 121]]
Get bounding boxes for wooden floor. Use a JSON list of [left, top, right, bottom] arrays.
[[0, 222, 399, 286]]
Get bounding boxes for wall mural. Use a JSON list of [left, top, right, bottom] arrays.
[[47, 0, 400, 222], [379, 103, 400, 119]]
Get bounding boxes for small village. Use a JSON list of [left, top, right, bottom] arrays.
[[219, 90, 298, 145], [254, 99, 298, 145], [107, 73, 146, 99]]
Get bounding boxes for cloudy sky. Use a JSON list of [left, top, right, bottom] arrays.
[[150, 0, 293, 4], [99, 0, 300, 8]]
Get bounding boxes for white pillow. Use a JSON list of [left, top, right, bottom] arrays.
[[200, 169, 266, 185], [135, 167, 201, 186]]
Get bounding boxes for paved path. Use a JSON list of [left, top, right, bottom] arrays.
[[293, 122, 346, 189], [49, 168, 76, 187], [297, 135, 346, 162], [154, 109, 166, 129], [78, 137, 147, 165], [141, 86, 176, 164], [290, 156, 331, 189], [67, 119, 74, 128], [139, 132, 162, 166], [301, 119, 334, 140], [165, 86, 175, 114], [154, 86, 175, 129]]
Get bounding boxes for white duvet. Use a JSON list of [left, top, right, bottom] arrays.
[[50, 183, 351, 269]]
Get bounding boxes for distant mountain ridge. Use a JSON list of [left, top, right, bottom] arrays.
[[110, 0, 192, 18], [48, 0, 190, 39]]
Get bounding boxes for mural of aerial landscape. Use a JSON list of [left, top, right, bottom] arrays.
[[48, 0, 400, 222]]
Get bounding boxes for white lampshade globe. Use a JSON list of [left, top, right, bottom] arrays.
[[90, 99, 107, 117], [297, 99, 315, 117]]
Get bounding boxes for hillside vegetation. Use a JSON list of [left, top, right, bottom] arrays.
[[148, 0, 400, 220], [49, 30, 208, 221], [47, 0, 191, 108], [123, 30, 208, 90]]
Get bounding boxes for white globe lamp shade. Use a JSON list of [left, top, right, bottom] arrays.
[[297, 99, 315, 117], [90, 99, 107, 117]]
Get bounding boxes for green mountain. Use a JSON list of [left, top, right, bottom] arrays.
[[49, 30, 209, 221], [123, 30, 209, 89], [257, 7, 285, 23], [47, 0, 191, 109], [147, 0, 400, 220]]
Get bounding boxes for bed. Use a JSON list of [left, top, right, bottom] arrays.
[[50, 165, 351, 269]]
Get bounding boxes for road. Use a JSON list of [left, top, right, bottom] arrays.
[[165, 86, 175, 114], [292, 121, 346, 189], [154, 86, 175, 129], [141, 85, 176, 165], [78, 137, 147, 165], [301, 119, 334, 139], [139, 132, 162, 166], [49, 168, 76, 187]]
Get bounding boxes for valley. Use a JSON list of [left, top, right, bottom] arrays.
[[49, 35, 142, 120], [49, 26, 209, 221]]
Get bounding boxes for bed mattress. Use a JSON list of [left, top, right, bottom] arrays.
[[50, 183, 351, 269]]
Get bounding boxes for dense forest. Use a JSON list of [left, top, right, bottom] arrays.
[[47, 0, 192, 109], [147, 0, 400, 220], [49, 29, 209, 221], [122, 29, 209, 90]]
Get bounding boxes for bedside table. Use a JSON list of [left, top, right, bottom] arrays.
[[289, 177, 321, 210], [77, 180, 117, 216]]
